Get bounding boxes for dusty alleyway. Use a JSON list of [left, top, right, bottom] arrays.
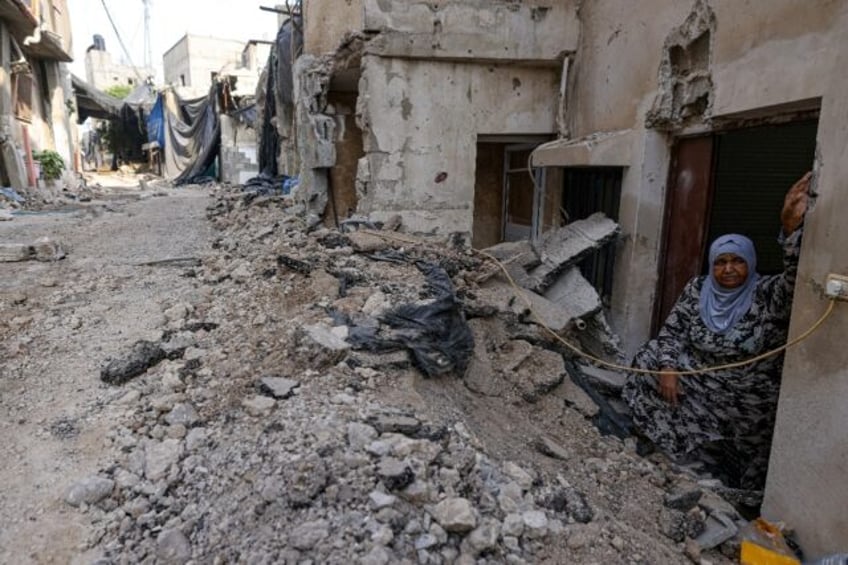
[[0, 187, 212, 563], [1, 183, 740, 564]]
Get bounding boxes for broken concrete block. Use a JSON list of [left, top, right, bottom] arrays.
[[695, 511, 738, 549], [296, 323, 351, 367], [0, 243, 33, 262], [503, 342, 566, 402], [472, 280, 584, 333], [482, 240, 540, 270], [543, 268, 603, 319], [258, 376, 300, 399], [528, 213, 619, 292], [348, 350, 411, 370], [101, 340, 167, 385], [559, 375, 600, 418], [32, 236, 66, 261], [578, 362, 627, 395], [347, 230, 390, 252], [535, 435, 571, 461]]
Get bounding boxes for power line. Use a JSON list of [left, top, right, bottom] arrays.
[[99, 0, 147, 83]]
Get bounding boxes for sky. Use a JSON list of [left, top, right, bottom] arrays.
[[67, 0, 282, 82]]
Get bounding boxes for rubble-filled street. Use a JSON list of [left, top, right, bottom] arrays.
[[1, 181, 745, 564]]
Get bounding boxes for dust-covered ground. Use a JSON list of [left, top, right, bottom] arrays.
[[0, 180, 739, 564]]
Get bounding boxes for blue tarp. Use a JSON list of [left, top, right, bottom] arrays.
[[147, 95, 165, 149]]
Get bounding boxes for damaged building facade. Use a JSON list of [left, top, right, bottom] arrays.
[[0, 0, 77, 191], [279, 0, 847, 556]]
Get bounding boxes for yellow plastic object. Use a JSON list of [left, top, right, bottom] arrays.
[[739, 518, 801, 565]]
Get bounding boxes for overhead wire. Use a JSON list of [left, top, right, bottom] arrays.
[[99, 0, 147, 84]]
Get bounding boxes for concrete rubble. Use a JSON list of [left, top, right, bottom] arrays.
[[27, 184, 755, 563]]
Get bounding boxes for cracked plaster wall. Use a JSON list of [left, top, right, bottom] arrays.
[[564, 0, 848, 555], [355, 55, 558, 234]]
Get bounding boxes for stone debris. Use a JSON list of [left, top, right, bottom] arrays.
[[0, 243, 33, 262], [0, 237, 66, 262], [49, 185, 740, 565], [100, 341, 166, 385], [65, 476, 115, 507], [258, 375, 300, 399]]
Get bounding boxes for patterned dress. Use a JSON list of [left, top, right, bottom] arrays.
[[622, 230, 801, 490]]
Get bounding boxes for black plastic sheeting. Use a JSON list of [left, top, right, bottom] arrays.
[[348, 262, 474, 377], [160, 86, 220, 185], [258, 16, 303, 176]]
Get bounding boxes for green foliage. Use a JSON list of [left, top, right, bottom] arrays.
[[33, 149, 65, 180], [105, 84, 133, 99]]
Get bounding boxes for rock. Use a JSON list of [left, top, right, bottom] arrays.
[[347, 422, 378, 450], [694, 511, 738, 549], [298, 323, 350, 367], [362, 291, 391, 317], [534, 435, 571, 460], [144, 438, 184, 481], [284, 453, 328, 508], [540, 486, 594, 524], [578, 362, 627, 395], [65, 476, 115, 507], [664, 488, 703, 512], [185, 427, 208, 451], [522, 510, 549, 539], [659, 508, 706, 543], [697, 490, 741, 520], [371, 524, 394, 545], [156, 528, 191, 564], [498, 482, 526, 514], [465, 520, 500, 555], [0, 243, 34, 262], [505, 343, 566, 402], [684, 537, 702, 562], [502, 462, 535, 490], [372, 415, 421, 435], [360, 546, 391, 565], [32, 237, 65, 261], [163, 303, 192, 323], [502, 513, 525, 537], [101, 341, 166, 385], [369, 490, 397, 510], [164, 403, 199, 427], [290, 519, 330, 551], [117, 389, 141, 405], [430, 497, 477, 533], [414, 534, 439, 550], [377, 457, 415, 491], [348, 350, 411, 370], [559, 376, 600, 418], [258, 375, 300, 399], [242, 395, 276, 416], [347, 231, 389, 253]]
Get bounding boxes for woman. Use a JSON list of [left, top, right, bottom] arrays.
[[622, 172, 811, 491]]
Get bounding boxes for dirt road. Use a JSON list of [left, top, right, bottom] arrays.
[[0, 188, 211, 563]]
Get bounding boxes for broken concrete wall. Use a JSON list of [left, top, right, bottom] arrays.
[[220, 115, 259, 185], [303, 0, 364, 56], [356, 56, 559, 235], [557, 0, 848, 555], [362, 0, 579, 62], [762, 4, 848, 557]]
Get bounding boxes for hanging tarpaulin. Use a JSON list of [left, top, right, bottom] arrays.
[[147, 94, 165, 149], [159, 86, 221, 185]]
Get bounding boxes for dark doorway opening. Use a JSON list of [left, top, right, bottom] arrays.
[[654, 119, 818, 331]]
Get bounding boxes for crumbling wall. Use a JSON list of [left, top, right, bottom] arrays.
[[355, 55, 559, 235], [645, 0, 715, 130], [362, 0, 579, 62], [303, 0, 364, 55]]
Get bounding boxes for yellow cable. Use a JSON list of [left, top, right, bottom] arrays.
[[359, 229, 838, 377]]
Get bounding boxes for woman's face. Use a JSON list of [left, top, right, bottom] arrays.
[[712, 253, 749, 289]]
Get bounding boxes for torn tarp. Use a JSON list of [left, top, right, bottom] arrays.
[[71, 74, 122, 122], [348, 262, 474, 377], [158, 86, 221, 185]]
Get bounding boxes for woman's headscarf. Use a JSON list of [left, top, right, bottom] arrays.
[[699, 234, 760, 334]]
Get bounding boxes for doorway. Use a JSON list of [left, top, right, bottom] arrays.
[[654, 119, 818, 331]]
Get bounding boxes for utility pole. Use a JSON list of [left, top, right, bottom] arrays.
[[143, 0, 152, 72]]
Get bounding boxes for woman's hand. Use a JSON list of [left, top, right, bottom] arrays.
[[781, 171, 812, 235], [658, 368, 682, 406]]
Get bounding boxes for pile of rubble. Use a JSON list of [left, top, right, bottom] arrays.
[[66, 185, 748, 564]]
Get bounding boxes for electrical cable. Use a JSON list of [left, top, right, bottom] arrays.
[[99, 0, 147, 84], [357, 228, 838, 377]]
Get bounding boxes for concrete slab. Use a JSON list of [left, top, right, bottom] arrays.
[[528, 213, 619, 292]]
